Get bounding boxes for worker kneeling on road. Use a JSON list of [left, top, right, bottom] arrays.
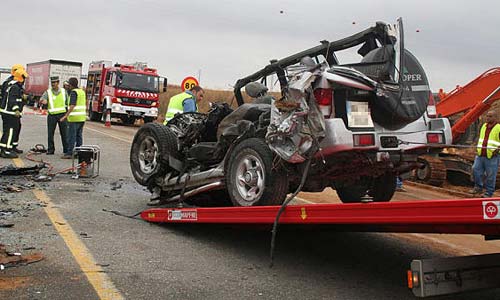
[[61, 77, 86, 159], [470, 110, 500, 198], [161, 85, 204, 124], [40, 76, 69, 155], [0, 68, 28, 158]]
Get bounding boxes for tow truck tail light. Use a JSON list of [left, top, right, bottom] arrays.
[[427, 133, 443, 144], [353, 134, 375, 146], [314, 88, 333, 118], [427, 92, 437, 118]]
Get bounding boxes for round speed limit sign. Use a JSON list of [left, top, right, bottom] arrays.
[[181, 76, 200, 91]]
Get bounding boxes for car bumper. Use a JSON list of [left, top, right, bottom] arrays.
[[319, 117, 452, 156]]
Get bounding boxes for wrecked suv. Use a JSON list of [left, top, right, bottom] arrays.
[[130, 19, 452, 206]]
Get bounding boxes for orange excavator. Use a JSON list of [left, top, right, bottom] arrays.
[[415, 68, 500, 187]]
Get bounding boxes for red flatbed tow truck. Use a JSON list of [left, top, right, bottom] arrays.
[[141, 198, 500, 297]]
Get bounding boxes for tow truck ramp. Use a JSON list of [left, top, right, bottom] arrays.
[[141, 198, 500, 297]]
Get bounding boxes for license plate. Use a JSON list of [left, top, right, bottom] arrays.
[[129, 111, 143, 117]]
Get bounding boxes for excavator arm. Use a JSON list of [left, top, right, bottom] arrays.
[[435, 68, 500, 143]]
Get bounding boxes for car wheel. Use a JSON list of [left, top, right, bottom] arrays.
[[226, 138, 288, 206], [368, 172, 396, 202], [335, 181, 368, 203], [130, 123, 179, 186]]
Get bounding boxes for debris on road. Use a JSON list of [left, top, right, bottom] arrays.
[[0, 244, 43, 269], [79, 232, 91, 239], [110, 181, 122, 190], [0, 223, 15, 228], [0, 164, 45, 176]]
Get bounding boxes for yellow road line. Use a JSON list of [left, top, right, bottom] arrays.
[[85, 126, 132, 143], [13, 158, 124, 300]]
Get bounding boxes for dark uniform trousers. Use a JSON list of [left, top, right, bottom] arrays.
[[47, 112, 68, 154], [0, 113, 21, 150]]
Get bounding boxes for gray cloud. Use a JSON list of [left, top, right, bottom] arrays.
[[1, 0, 498, 91]]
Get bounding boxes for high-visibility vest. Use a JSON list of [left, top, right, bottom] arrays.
[[477, 123, 500, 159], [68, 88, 86, 122], [47, 88, 67, 115], [164, 92, 196, 124]]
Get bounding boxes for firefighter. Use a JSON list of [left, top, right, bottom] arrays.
[[0, 64, 23, 103], [160, 85, 204, 124], [470, 110, 500, 198], [60, 77, 86, 159], [40, 76, 68, 155], [0, 68, 28, 158]]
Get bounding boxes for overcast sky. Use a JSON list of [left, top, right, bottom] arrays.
[[1, 0, 498, 91]]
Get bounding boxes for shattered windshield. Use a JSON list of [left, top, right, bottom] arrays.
[[117, 72, 159, 93]]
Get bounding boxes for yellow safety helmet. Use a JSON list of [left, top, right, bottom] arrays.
[[13, 68, 28, 83], [11, 64, 24, 75]]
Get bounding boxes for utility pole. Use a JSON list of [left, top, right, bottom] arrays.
[[197, 69, 202, 84]]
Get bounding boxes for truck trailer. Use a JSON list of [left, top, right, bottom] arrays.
[[24, 60, 82, 106]]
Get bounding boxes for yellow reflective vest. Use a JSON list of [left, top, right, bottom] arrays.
[[163, 92, 196, 124], [68, 88, 86, 123], [477, 123, 500, 159], [47, 88, 67, 115]]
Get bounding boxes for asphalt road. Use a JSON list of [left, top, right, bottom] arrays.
[[1, 110, 500, 299]]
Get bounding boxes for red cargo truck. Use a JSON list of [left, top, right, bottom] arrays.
[[86, 61, 166, 124], [24, 60, 83, 106]]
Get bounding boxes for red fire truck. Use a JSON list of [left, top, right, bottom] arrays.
[[86, 61, 166, 124]]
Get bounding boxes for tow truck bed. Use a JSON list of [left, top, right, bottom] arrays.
[[141, 198, 500, 234], [141, 198, 500, 297]]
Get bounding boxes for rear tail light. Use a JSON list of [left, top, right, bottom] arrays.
[[314, 88, 333, 118], [427, 91, 437, 118], [353, 134, 375, 146], [407, 270, 420, 288], [427, 133, 443, 144]]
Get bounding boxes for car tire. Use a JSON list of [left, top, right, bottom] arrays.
[[369, 172, 396, 202], [335, 181, 368, 203], [226, 138, 288, 206], [130, 123, 179, 186]]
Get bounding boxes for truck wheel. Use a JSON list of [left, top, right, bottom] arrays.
[[226, 138, 288, 206], [369, 172, 396, 202], [88, 102, 102, 121], [335, 181, 368, 203], [130, 123, 179, 186], [120, 116, 136, 125]]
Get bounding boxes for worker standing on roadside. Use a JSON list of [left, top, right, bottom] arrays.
[[470, 110, 500, 198], [40, 76, 68, 155], [0, 68, 28, 158], [160, 85, 204, 124], [60, 77, 86, 159], [63, 80, 71, 95]]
